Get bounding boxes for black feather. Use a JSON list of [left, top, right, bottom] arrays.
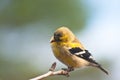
[[69, 47, 83, 54], [69, 47, 109, 75], [69, 47, 98, 64]]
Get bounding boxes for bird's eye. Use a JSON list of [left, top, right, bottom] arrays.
[[54, 33, 62, 37]]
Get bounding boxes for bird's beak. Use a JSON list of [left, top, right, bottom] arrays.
[[50, 39, 55, 43], [50, 37, 55, 43]]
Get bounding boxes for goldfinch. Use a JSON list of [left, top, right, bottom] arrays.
[[50, 26, 108, 75]]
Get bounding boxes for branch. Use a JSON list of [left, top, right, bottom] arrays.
[[30, 62, 70, 80]]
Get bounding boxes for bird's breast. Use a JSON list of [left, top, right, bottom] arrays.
[[51, 43, 89, 68]]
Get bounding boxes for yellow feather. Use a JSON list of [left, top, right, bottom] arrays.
[[50, 26, 108, 75], [50, 27, 89, 68]]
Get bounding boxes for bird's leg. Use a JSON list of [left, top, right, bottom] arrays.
[[61, 68, 68, 71], [62, 67, 74, 72], [61, 67, 74, 77], [67, 67, 74, 72]]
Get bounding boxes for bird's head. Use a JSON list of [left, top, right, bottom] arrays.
[[50, 27, 75, 43]]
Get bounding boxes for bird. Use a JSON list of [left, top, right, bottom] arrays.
[[50, 26, 108, 75]]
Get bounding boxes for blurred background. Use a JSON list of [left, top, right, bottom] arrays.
[[0, 0, 119, 80]]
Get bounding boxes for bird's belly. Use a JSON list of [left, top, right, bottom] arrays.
[[52, 47, 89, 68]]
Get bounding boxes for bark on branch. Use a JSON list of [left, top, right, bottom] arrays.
[[30, 62, 71, 80]]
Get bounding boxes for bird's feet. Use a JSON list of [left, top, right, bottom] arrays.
[[61, 67, 74, 77], [62, 67, 74, 72]]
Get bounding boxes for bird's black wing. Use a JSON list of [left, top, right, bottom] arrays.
[[69, 47, 98, 65], [69, 47, 109, 75]]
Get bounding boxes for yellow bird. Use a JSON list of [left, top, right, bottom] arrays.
[[50, 26, 108, 75]]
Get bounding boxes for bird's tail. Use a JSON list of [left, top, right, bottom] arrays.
[[90, 61, 109, 75], [96, 65, 109, 75]]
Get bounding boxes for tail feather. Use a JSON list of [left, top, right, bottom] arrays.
[[90, 61, 109, 75], [97, 65, 109, 75]]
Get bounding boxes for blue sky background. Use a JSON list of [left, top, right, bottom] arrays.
[[80, 0, 120, 79]]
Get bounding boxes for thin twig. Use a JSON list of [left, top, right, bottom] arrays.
[[30, 62, 70, 80]]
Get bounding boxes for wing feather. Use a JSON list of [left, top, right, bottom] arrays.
[[69, 47, 98, 65]]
